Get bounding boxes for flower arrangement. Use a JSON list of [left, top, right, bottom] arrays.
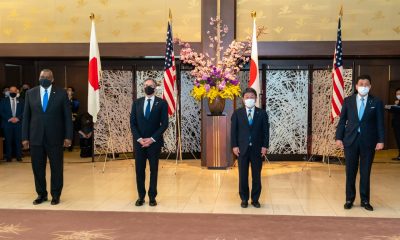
[[175, 17, 266, 103]]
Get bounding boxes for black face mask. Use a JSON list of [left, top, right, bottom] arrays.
[[39, 78, 52, 88], [144, 86, 155, 95], [9, 92, 17, 98]]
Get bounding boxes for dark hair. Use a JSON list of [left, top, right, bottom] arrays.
[[242, 87, 257, 98], [395, 88, 400, 93], [67, 86, 75, 92], [356, 75, 372, 84], [144, 78, 157, 86]]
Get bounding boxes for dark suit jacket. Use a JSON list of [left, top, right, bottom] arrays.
[[336, 94, 385, 148], [231, 107, 270, 154], [0, 97, 24, 127], [387, 103, 400, 127], [22, 86, 73, 146], [130, 96, 169, 146]]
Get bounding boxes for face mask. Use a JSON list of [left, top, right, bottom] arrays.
[[144, 86, 155, 95], [396, 95, 400, 100], [244, 99, 256, 108], [4, 91, 9, 97], [357, 86, 370, 96], [39, 78, 52, 88], [9, 92, 17, 98]]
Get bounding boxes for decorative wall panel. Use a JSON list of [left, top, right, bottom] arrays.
[[311, 69, 353, 157], [94, 70, 133, 153], [180, 71, 201, 153], [265, 70, 309, 154]]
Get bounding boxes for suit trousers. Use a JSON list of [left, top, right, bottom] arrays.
[[135, 142, 162, 199], [4, 124, 22, 159], [238, 146, 263, 202], [393, 124, 400, 156], [30, 144, 64, 198], [344, 134, 375, 203]]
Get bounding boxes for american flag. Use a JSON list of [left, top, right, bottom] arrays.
[[330, 9, 344, 123], [162, 21, 177, 116]]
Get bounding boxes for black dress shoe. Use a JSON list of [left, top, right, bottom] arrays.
[[344, 201, 353, 209], [135, 199, 145, 206], [149, 199, 157, 207], [16, 158, 22, 162], [361, 202, 373, 211], [51, 198, 60, 205], [33, 196, 48, 205], [6, 158, 11, 162], [241, 201, 248, 208], [251, 201, 261, 208]]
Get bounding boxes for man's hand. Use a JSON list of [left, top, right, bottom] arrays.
[[375, 143, 384, 151], [261, 147, 268, 157], [22, 140, 29, 150], [141, 138, 154, 148], [395, 100, 399, 105], [336, 140, 344, 149], [8, 117, 18, 123], [63, 139, 72, 148], [232, 147, 240, 157]]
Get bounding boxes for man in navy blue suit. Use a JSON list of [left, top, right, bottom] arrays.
[[336, 75, 385, 211], [231, 87, 269, 208], [130, 79, 168, 207], [1, 86, 24, 162]]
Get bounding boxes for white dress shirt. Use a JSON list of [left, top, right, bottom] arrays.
[[143, 95, 155, 116], [40, 85, 52, 107], [246, 106, 255, 120]]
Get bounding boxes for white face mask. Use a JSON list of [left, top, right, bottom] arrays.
[[357, 86, 370, 96], [244, 99, 256, 108], [396, 95, 400, 100]]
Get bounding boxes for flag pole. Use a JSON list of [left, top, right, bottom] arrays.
[[169, 9, 183, 164]]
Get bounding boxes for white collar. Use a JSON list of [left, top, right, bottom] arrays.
[[145, 95, 155, 101], [246, 106, 255, 112], [357, 94, 368, 101], [40, 85, 52, 92]]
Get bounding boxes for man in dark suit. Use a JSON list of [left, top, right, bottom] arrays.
[[231, 87, 269, 208], [336, 75, 384, 211], [22, 69, 73, 205], [385, 88, 400, 160], [130, 78, 168, 207], [1, 86, 24, 162]]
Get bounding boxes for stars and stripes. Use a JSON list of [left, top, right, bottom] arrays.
[[162, 21, 177, 116], [330, 11, 344, 123]]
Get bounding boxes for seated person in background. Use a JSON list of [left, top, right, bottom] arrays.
[[77, 112, 93, 158], [385, 87, 400, 160]]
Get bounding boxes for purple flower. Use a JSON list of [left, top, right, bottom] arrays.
[[218, 81, 226, 90], [204, 84, 210, 92], [230, 79, 239, 85]]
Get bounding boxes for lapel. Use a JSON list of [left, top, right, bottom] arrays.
[[351, 94, 360, 120], [45, 87, 57, 113], [149, 97, 160, 119], [252, 107, 260, 126], [361, 95, 374, 122]]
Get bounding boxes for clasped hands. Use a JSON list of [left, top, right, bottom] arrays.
[[139, 138, 155, 148], [22, 139, 72, 150], [232, 147, 268, 157], [335, 140, 384, 151], [8, 117, 19, 123]]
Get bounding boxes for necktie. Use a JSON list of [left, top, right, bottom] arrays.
[[358, 97, 365, 120], [248, 109, 253, 125], [43, 89, 48, 112], [11, 98, 16, 117], [145, 99, 151, 119]]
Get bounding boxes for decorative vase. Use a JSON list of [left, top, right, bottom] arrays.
[[207, 96, 226, 115]]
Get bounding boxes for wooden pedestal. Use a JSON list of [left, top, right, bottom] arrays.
[[201, 99, 234, 169]]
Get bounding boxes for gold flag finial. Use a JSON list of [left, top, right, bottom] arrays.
[[169, 9, 172, 22], [339, 5, 343, 17], [90, 13, 95, 20], [251, 11, 256, 19]]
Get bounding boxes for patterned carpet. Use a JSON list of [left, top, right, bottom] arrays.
[[0, 209, 399, 239]]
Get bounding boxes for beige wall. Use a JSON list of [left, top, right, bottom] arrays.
[[0, 0, 201, 43], [237, 0, 400, 41]]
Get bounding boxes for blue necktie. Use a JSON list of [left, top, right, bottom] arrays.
[[248, 109, 253, 125], [145, 99, 151, 119], [42, 89, 48, 112], [358, 97, 365, 132], [358, 97, 365, 120]]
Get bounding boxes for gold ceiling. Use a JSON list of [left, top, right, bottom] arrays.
[[236, 0, 400, 41], [0, 0, 201, 43]]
